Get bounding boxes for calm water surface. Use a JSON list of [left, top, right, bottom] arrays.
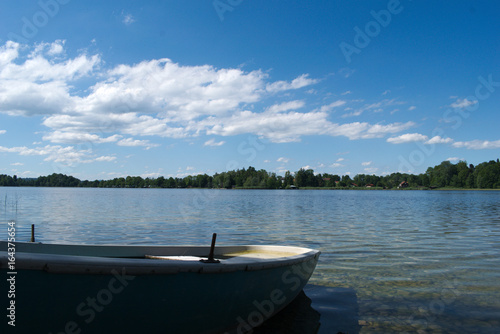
[[1, 187, 500, 333]]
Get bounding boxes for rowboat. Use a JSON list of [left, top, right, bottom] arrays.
[[0, 237, 320, 333]]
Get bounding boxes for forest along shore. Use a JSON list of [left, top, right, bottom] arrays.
[[1, 159, 500, 190]]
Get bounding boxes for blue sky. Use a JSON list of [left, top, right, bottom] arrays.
[[1, 0, 499, 180]]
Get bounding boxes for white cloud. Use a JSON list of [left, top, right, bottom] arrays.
[[337, 121, 415, 140], [0, 41, 20, 66], [47, 40, 65, 56], [0, 144, 115, 167], [387, 133, 428, 144], [204, 138, 225, 147], [452, 139, 500, 150], [336, 158, 344, 162], [319, 100, 346, 112], [117, 138, 159, 148], [266, 74, 319, 93], [342, 98, 404, 118], [266, 100, 305, 113], [204, 107, 415, 143], [0, 130, 5, 135], [330, 163, 343, 168], [341, 109, 363, 117], [425, 136, 453, 145], [122, 12, 135, 25], [0, 41, 100, 117], [364, 167, 378, 174], [388, 133, 456, 146], [0, 41, 417, 151], [277, 157, 289, 163], [450, 98, 477, 109], [361, 161, 372, 166], [408, 106, 417, 111], [43, 131, 121, 144], [446, 157, 461, 162], [341, 90, 351, 95], [95, 156, 117, 162]]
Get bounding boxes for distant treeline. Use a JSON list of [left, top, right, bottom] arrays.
[[1, 159, 500, 189]]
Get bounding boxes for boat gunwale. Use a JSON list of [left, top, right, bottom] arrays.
[[0, 241, 320, 275]]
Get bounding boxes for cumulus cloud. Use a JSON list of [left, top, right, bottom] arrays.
[[452, 139, 500, 150], [204, 138, 225, 147], [266, 74, 319, 93], [426, 136, 453, 145], [387, 133, 430, 144], [0, 41, 417, 153], [117, 137, 159, 148], [265, 100, 305, 113], [450, 98, 477, 109], [277, 157, 290, 163], [0, 130, 6, 135], [46, 40, 65, 56], [95, 156, 117, 162], [336, 122, 415, 140], [0, 41, 100, 117], [0, 144, 115, 167], [42, 131, 121, 144], [122, 13, 135, 25], [387, 133, 454, 145], [319, 100, 346, 112], [342, 98, 404, 118]]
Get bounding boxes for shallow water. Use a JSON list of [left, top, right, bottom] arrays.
[[1, 187, 500, 333]]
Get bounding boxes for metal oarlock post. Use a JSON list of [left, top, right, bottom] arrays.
[[200, 233, 220, 263]]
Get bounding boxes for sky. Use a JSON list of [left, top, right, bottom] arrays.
[[0, 0, 499, 180]]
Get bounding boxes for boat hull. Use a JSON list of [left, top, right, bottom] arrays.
[[1, 242, 319, 333]]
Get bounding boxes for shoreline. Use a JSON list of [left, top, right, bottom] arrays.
[[1, 186, 500, 191]]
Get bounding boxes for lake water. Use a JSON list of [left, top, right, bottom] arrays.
[[1, 187, 500, 333]]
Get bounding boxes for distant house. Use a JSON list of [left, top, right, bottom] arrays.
[[366, 183, 374, 188], [398, 181, 409, 188]]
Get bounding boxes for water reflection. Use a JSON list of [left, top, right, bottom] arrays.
[[1, 188, 500, 333], [254, 285, 360, 334]]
